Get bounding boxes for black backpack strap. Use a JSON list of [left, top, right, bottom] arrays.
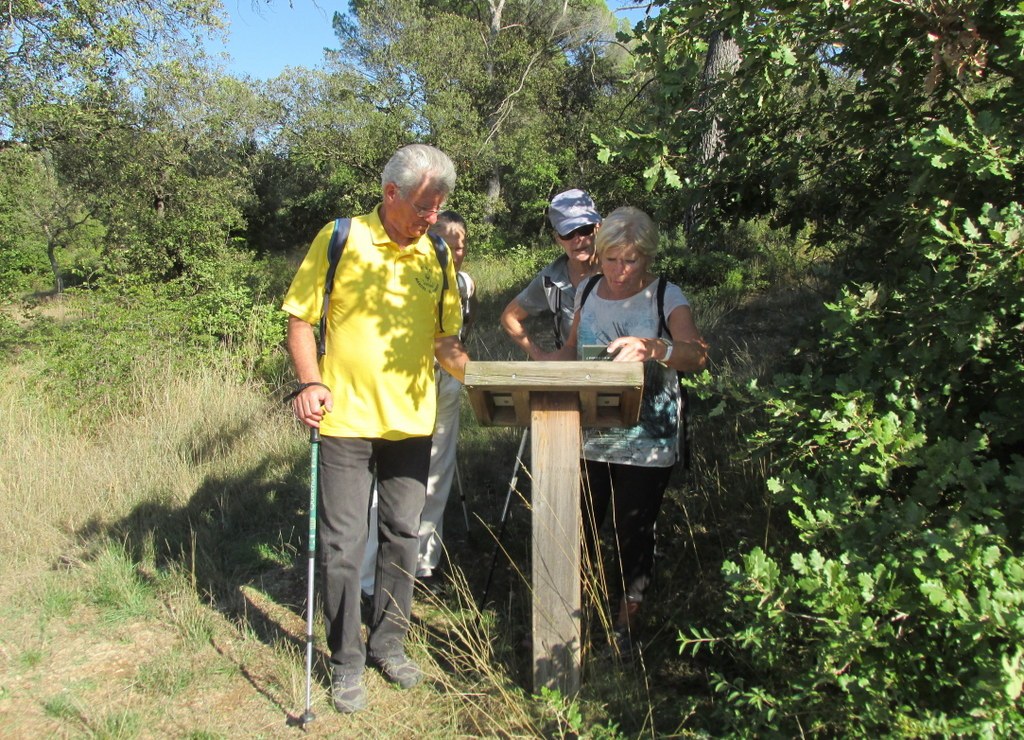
[[577, 274, 602, 310], [429, 233, 449, 334], [318, 217, 351, 358], [456, 272, 473, 340], [656, 275, 669, 337], [542, 275, 564, 349], [572, 274, 604, 349]]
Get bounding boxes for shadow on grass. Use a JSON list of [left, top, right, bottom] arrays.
[[71, 427, 316, 666], [77, 446, 307, 594], [67, 411, 543, 699]]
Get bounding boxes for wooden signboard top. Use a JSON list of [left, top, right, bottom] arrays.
[[464, 360, 643, 428]]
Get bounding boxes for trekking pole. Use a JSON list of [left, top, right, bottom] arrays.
[[455, 461, 470, 534], [300, 427, 320, 728], [476, 428, 529, 613]]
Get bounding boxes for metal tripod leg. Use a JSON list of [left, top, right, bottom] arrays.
[[455, 461, 470, 534]]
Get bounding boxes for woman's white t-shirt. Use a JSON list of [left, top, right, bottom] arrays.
[[575, 276, 689, 467]]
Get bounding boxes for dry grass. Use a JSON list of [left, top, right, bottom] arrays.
[[0, 351, 559, 737], [0, 358, 297, 583]]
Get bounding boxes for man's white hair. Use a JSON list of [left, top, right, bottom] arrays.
[[382, 144, 456, 197]]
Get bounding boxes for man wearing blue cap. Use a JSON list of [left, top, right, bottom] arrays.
[[500, 189, 602, 359]]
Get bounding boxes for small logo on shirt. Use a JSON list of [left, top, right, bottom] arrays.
[[415, 273, 440, 294]]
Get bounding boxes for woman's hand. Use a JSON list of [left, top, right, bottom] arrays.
[[605, 334, 709, 370], [606, 336, 661, 362]]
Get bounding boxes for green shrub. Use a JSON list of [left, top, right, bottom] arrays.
[[658, 218, 820, 298], [0, 241, 49, 297], [685, 200, 1024, 735], [0, 312, 26, 354]]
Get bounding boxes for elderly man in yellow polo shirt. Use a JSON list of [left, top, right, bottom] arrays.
[[282, 144, 470, 713]]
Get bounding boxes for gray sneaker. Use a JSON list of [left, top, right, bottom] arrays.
[[373, 653, 423, 689], [332, 670, 367, 713]]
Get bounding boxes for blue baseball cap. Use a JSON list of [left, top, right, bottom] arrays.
[[548, 189, 601, 236]]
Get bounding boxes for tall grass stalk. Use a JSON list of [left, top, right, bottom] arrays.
[[409, 565, 542, 736]]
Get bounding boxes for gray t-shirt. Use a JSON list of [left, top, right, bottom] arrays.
[[513, 254, 576, 348], [575, 277, 689, 467]]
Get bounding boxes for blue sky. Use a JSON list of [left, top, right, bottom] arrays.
[[210, 1, 650, 80], [210, 1, 340, 79]]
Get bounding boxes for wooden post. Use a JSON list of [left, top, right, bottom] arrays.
[[530, 392, 582, 694], [464, 361, 643, 695]]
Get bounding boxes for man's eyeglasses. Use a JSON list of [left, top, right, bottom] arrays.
[[557, 223, 596, 240], [412, 203, 444, 218]]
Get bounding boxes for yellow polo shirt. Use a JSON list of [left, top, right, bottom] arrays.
[[282, 207, 462, 439]]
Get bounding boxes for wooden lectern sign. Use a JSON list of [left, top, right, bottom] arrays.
[[464, 361, 643, 695]]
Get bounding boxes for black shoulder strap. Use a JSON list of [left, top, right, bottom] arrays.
[[318, 218, 351, 358], [656, 276, 669, 337], [574, 274, 603, 350], [577, 274, 602, 310], [430, 233, 449, 334], [542, 275, 562, 348]]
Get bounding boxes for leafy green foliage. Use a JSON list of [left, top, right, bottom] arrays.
[[657, 217, 820, 298], [0, 144, 108, 294], [13, 276, 283, 419], [249, 66, 412, 252], [534, 687, 623, 739], [0, 147, 50, 295], [640, 0, 1024, 733]]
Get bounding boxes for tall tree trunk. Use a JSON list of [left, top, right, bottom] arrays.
[[485, 169, 501, 226], [685, 29, 741, 238], [46, 234, 64, 294], [481, 0, 506, 226]]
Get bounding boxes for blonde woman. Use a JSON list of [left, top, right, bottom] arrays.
[[555, 206, 708, 655]]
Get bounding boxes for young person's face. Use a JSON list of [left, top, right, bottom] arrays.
[[432, 222, 467, 270]]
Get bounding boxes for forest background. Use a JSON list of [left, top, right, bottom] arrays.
[[1, 0, 1022, 736]]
